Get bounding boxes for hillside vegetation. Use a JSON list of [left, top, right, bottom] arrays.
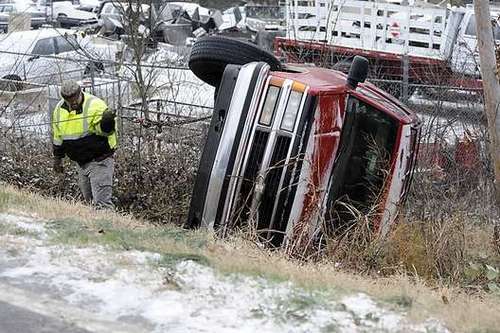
[[1, 184, 500, 332]]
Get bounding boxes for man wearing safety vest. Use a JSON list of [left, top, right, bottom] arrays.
[[51, 80, 117, 209]]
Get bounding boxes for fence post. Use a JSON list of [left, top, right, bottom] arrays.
[[402, 53, 409, 102], [156, 100, 161, 152], [117, 76, 123, 135], [90, 62, 95, 95]]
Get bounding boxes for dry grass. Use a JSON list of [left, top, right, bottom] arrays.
[[1, 183, 500, 332]]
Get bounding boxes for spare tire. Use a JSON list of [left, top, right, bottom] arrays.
[[189, 36, 282, 87]]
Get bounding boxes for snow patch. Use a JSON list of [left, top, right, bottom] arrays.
[[0, 213, 46, 236], [0, 214, 450, 333]]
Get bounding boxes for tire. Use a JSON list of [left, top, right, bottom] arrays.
[[189, 36, 282, 87], [0, 74, 23, 92]]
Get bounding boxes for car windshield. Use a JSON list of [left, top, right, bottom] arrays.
[[465, 14, 500, 40], [324, 96, 398, 229]]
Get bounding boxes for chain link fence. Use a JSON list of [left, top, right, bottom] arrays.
[[0, 49, 497, 224], [373, 78, 496, 222]]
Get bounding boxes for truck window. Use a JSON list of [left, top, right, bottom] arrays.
[[465, 15, 500, 40], [54, 35, 77, 54], [325, 96, 398, 231], [32, 38, 56, 55]]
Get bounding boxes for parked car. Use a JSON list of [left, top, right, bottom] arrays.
[[97, 1, 154, 36], [78, 0, 101, 12], [0, 28, 116, 91], [186, 37, 420, 248], [0, 1, 47, 32], [36, 0, 98, 28]]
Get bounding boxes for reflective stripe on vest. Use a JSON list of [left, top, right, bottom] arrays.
[[52, 100, 65, 146], [58, 95, 96, 141]]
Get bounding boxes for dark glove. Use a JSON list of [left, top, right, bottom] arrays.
[[101, 110, 116, 134], [102, 110, 116, 122], [53, 158, 63, 174]]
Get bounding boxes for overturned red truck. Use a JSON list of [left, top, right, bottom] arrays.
[[186, 37, 420, 246]]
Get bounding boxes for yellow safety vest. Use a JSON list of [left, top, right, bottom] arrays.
[[52, 93, 117, 149]]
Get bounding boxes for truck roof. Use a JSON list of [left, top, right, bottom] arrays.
[[272, 65, 418, 125]]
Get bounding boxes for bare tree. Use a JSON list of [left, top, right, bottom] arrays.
[[474, 1, 500, 211]]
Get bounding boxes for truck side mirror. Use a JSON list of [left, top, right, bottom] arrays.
[[347, 56, 369, 89]]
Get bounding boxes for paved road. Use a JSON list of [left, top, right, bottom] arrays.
[[0, 300, 91, 333], [0, 281, 147, 333]]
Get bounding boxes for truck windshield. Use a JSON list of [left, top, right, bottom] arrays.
[[465, 15, 500, 40], [325, 96, 398, 231]]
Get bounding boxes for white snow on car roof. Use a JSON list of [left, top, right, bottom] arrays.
[[0, 28, 77, 53]]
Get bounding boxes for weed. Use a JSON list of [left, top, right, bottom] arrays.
[[157, 253, 210, 267], [0, 190, 10, 212], [387, 294, 413, 310]]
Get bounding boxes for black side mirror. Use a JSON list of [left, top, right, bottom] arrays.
[[347, 56, 369, 89]]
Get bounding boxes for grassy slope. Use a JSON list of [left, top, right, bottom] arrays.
[[1, 184, 499, 332]]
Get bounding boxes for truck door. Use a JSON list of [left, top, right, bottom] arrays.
[[323, 95, 399, 235]]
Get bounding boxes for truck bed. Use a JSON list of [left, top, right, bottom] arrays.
[[286, 0, 448, 60]]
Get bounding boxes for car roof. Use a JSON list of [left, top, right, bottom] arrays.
[[0, 28, 76, 40], [0, 28, 77, 52]]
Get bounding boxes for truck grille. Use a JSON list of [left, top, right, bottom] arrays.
[[232, 130, 269, 226], [257, 135, 291, 238]]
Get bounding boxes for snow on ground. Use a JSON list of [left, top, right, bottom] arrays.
[[0, 213, 449, 333]]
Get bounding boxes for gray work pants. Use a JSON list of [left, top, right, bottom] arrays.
[[76, 157, 114, 209]]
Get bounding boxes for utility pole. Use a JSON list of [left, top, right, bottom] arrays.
[[474, 0, 500, 248]]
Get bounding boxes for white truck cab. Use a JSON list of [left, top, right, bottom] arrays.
[[447, 5, 500, 76]]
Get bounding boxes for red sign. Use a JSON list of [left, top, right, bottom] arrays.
[[390, 22, 401, 38]]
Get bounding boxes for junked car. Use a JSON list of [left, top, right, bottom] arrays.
[[0, 1, 47, 32], [186, 37, 419, 247], [0, 28, 116, 91], [36, 0, 98, 28], [97, 1, 155, 36]]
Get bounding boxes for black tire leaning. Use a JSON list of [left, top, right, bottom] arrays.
[[189, 36, 282, 87]]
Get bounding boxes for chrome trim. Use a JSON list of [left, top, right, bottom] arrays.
[[201, 63, 266, 230], [284, 104, 320, 239], [225, 76, 273, 228], [267, 87, 309, 234], [219, 63, 271, 231], [248, 79, 293, 221]]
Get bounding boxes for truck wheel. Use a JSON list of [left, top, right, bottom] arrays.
[[189, 36, 283, 87], [0, 74, 23, 91]]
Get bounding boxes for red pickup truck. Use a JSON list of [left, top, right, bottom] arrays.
[[186, 37, 420, 248]]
